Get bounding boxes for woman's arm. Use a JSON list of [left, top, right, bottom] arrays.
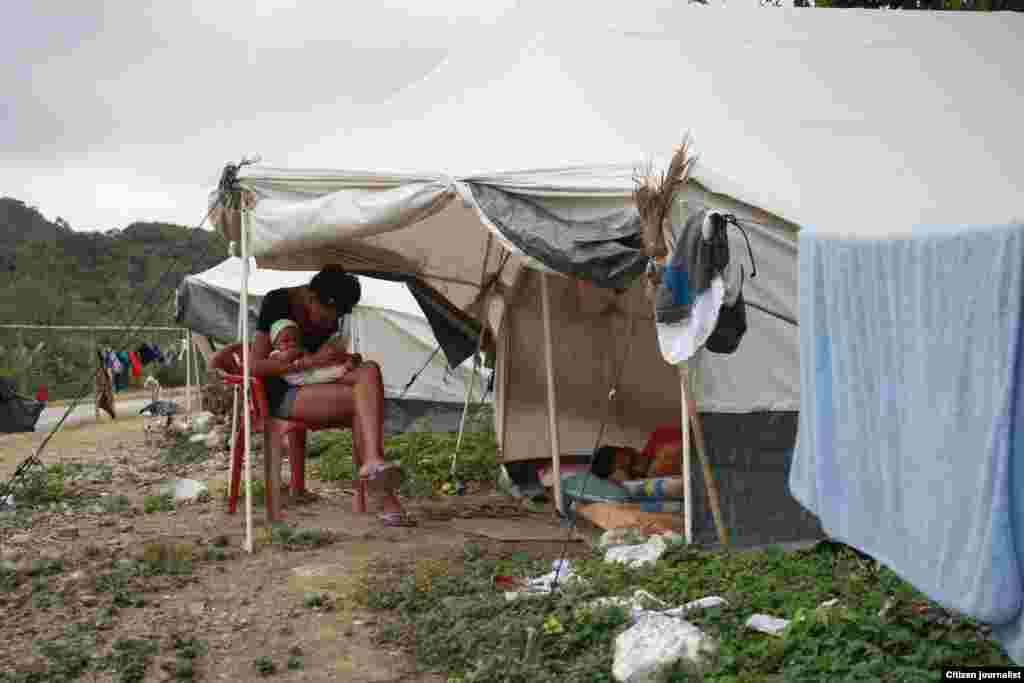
[[304, 321, 354, 366], [247, 331, 297, 377]]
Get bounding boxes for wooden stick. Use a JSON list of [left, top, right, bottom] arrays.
[[683, 368, 729, 547], [540, 272, 563, 515], [679, 365, 693, 544]]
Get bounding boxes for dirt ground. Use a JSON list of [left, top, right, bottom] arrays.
[[0, 416, 585, 682]]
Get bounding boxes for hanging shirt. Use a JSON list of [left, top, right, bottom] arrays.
[[137, 344, 157, 365], [127, 351, 142, 377], [107, 352, 123, 374]]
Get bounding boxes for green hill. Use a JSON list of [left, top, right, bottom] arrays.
[[0, 197, 228, 399]]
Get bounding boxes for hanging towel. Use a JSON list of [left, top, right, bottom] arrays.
[[127, 351, 142, 377], [789, 221, 1024, 663]]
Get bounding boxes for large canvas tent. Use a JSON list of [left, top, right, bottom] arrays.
[[176, 257, 490, 434], [203, 1, 1024, 662]]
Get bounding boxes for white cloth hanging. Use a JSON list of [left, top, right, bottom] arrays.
[[656, 275, 725, 365]]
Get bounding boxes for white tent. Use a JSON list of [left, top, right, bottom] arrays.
[[203, 2, 1024, 661], [177, 257, 489, 415]]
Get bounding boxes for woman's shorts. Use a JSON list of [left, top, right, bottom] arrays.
[[274, 386, 300, 419]]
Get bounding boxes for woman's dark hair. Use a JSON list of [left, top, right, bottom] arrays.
[[309, 265, 361, 315]]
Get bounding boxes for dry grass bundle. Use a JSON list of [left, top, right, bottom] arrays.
[[633, 133, 697, 260]]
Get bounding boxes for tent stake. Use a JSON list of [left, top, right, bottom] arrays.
[[540, 272, 563, 515], [679, 364, 693, 544]]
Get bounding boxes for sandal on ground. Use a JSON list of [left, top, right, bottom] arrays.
[[378, 512, 418, 527], [359, 463, 404, 493]]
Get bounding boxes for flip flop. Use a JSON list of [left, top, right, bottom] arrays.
[[379, 512, 418, 528], [359, 463, 404, 493]]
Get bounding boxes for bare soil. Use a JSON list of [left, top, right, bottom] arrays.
[[0, 416, 576, 682]]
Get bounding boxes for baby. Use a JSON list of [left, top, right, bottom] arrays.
[[269, 319, 358, 386]]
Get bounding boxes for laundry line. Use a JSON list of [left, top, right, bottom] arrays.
[[0, 324, 187, 331], [0, 324, 204, 419]]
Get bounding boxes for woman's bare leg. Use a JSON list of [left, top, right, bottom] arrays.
[[351, 421, 367, 514], [289, 362, 401, 515]]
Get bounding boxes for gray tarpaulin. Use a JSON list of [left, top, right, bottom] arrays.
[[467, 183, 647, 290]]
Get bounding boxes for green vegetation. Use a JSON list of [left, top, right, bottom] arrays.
[[143, 492, 175, 514], [253, 656, 277, 676], [310, 407, 498, 496], [271, 522, 335, 549], [366, 541, 1012, 682], [162, 433, 212, 466], [0, 197, 227, 400]]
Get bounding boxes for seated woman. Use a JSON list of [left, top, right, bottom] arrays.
[[250, 264, 414, 527]]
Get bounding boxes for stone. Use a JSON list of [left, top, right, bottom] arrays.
[[80, 594, 99, 607]]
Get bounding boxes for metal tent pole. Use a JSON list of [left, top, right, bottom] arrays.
[[240, 216, 254, 554]]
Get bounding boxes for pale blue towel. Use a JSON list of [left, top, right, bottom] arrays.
[[789, 222, 1024, 662]]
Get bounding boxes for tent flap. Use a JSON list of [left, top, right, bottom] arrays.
[[468, 182, 647, 290]]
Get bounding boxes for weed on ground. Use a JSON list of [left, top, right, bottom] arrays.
[[311, 407, 498, 496], [364, 540, 1013, 682], [161, 433, 211, 467]]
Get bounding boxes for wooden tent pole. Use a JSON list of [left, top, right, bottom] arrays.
[[679, 364, 693, 544], [683, 366, 728, 547], [540, 271, 563, 515]]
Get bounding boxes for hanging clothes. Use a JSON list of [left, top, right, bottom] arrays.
[[137, 344, 158, 365], [106, 351, 123, 375], [94, 351, 116, 420], [127, 351, 142, 377], [115, 352, 131, 391], [151, 343, 167, 365]]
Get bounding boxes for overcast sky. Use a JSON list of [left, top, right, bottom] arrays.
[[1, 1, 526, 231]]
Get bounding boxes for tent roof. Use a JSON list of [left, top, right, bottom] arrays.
[[228, 3, 1023, 241]]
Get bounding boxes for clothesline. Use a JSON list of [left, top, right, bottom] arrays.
[[0, 325, 186, 331]]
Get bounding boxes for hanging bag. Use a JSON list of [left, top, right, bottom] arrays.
[[705, 216, 757, 355]]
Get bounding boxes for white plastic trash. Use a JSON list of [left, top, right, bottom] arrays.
[[604, 535, 668, 567], [746, 613, 790, 636], [613, 615, 716, 682], [161, 478, 209, 502]]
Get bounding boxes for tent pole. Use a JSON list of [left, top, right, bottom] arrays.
[[685, 371, 728, 547], [241, 222, 254, 554], [227, 310, 243, 511], [540, 271, 563, 515], [185, 330, 192, 419], [680, 364, 693, 545]]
